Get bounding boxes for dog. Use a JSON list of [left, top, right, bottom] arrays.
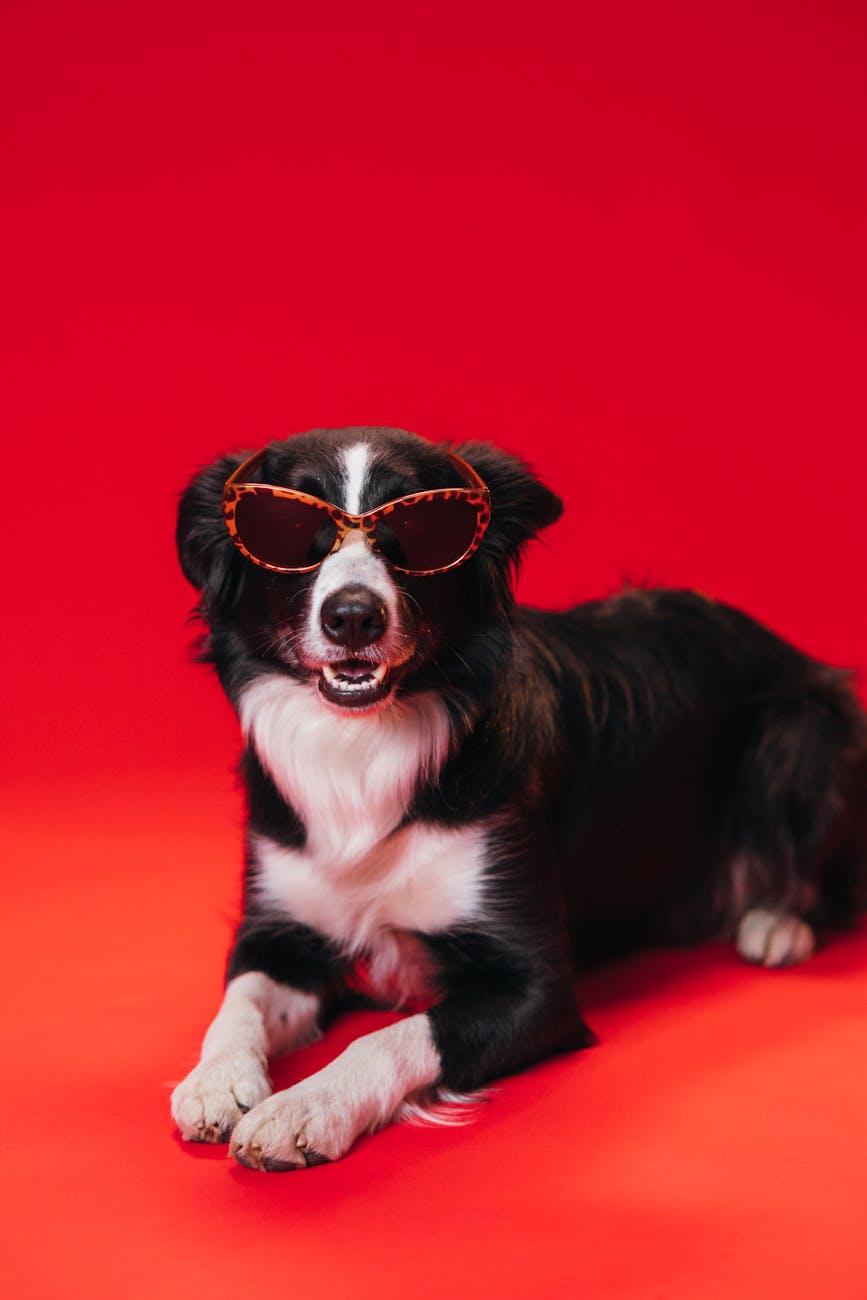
[[171, 425, 867, 1171]]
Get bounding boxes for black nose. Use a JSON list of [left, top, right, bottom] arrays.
[[320, 586, 388, 650]]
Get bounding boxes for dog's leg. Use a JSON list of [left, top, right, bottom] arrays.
[[229, 949, 591, 1171], [171, 972, 321, 1143], [735, 906, 816, 967], [229, 1014, 440, 1170], [727, 668, 867, 964]]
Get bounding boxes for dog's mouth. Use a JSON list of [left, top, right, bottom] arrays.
[[317, 659, 392, 710]]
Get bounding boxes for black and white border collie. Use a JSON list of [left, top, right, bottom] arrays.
[[171, 425, 867, 1171]]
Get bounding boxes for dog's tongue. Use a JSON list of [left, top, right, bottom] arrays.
[[333, 659, 376, 681]]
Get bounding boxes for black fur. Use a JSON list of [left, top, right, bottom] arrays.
[[177, 426, 867, 1107]]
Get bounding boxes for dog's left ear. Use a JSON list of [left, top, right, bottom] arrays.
[[453, 441, 563, 570], [176, 450, 250, 619]]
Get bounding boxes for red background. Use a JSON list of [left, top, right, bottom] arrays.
[[2, 3, 866, 1297]]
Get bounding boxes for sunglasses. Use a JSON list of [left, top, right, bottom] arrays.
[[222, 447, 492, 576]]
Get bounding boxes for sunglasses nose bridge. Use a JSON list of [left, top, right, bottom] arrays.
[[333, 515, 377, 552]]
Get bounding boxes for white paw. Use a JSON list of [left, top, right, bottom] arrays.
[[171, 1050, 272, 1143], [229, 1080, 364, 1171], [736, 907, 816, 968]]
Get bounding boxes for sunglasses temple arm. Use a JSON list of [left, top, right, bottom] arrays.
[[225, 447, 269, 489], [447, 450, 490, 495]]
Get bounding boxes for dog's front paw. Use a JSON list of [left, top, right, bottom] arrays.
[[171, 1051, 272, 1143], [229, 1081, 361, 1171]]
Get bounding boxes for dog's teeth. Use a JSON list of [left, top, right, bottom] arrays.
[[320, 662, 389, 690]]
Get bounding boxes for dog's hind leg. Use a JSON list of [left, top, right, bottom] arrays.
[[735, 905, 817, 967], [727, 666, 867, 968]]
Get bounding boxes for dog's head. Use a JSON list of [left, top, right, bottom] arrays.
[[177, 427, 561, 715]]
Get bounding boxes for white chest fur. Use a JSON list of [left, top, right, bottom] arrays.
[[239, 675, 488, 984], [251, 820, 487, 949], [239, 674, 454, 865]]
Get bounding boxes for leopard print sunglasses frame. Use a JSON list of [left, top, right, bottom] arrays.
[[222, 446, 492, 576]]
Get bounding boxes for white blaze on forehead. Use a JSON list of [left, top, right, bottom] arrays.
[[299, 441, 397, 665], [294, 438, 414, 672], [342, 442, 372, 515]]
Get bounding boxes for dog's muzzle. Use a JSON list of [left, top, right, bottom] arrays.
[[317, 584, 393, 709]]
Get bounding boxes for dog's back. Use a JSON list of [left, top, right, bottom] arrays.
[[515, 589, 867, 961]]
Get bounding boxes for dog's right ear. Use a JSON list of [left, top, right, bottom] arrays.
[[176, 451, 250, 618]]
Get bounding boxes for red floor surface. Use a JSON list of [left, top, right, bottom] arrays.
[[3, 2, 867, 1296], [5, 789, 867, 1299]]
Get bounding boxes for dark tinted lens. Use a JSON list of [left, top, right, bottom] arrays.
[[375, 496, 480, 571], [234, 493, 337, 568]]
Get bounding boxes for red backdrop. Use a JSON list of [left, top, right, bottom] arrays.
[[2, 3, 866, 1297]]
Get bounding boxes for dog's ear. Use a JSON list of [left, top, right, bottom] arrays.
[[452, 441, 563, 573], [176, 451, 250, 618]]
